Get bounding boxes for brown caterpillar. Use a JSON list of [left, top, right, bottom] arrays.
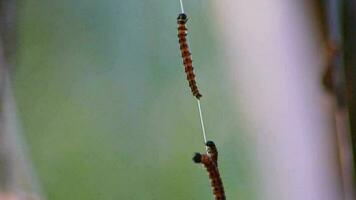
[[177, 13, 202, 99], [206, 140, 218, 166], [193, 141, 225, 200]]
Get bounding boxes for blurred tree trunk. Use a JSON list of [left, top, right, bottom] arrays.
[[0, 0, 43, 199], [213, 1, 348, 199]]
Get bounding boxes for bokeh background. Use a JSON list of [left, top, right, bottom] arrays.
[[0, 0, 355, 200], [11, 0, 254, 199]]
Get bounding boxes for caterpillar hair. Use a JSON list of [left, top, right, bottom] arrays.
[[177, 13, 202, 99], [193, 142, 225, 200]]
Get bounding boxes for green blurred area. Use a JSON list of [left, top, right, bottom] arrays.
[[12, 0, 255, 199]]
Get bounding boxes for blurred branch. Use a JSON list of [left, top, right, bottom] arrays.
[[0, 1, 43, 199], [343, 0, 356, 167], [0, 0, 16, 61], [0, 0, 16, 191], [321, 0, 356, 199]]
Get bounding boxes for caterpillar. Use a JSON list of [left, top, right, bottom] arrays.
[[177, 13, 202, 99], [206, 140, 218, 166], [193, 141, 225, 200]]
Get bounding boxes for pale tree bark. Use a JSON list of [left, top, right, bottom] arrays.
[[212, 1, 353, 200]]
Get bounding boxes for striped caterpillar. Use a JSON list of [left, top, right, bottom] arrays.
[[193, 141, 226, 200], [177, 13, 202, 99]]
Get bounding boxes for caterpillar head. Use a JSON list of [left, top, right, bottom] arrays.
[[177, 13, 188, 24], [193, 153, 202, 163], [206, 140, 216, 148]]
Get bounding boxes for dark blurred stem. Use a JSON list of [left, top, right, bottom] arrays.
[[324, 0, 356, 199], [343, 0, 356, 176]]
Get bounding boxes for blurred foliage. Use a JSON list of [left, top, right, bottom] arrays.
[[12, 0, 256, 199]]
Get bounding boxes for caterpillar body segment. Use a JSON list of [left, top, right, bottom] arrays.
[[206, 140, 218, 166], [177, 13, 202, 99]]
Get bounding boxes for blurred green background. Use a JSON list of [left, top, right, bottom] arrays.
[[12, 0, 255, 199]]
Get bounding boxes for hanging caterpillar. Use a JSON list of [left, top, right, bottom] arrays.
[[193, 141, 226, 200], [206, 140, 218, 166], [177, 13, 202, 99]]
